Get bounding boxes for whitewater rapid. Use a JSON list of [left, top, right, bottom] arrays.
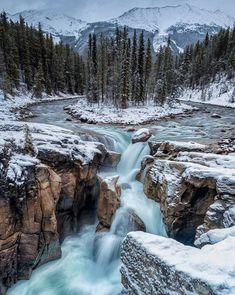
[[8, 126, 166, 295]]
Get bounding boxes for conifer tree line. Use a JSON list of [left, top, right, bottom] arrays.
[[175, 27, 235, 90], [86, 26, 235, 107], [1, 11, 235, 106], [0, 12, 86, 98], [86, 27, 153, 108], [154, 26, 235, 101]]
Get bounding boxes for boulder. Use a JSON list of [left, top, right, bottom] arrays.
[[121, 232, 235, 295], [211, 113, 222, 118], [132, 128, 152, 144], [97, 176, 121, 230], [103, 151, 121, 168], [112, 208, 146, 236]]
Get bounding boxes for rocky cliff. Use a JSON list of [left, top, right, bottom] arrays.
[[137, 140, 235, 245], [0, 122, 113, 294]]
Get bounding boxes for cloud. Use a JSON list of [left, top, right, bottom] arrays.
[[0, 0, 235, 21]]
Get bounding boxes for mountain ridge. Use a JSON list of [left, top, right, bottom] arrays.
[[8, 4, 235, 53]]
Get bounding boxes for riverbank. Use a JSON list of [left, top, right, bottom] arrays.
[[178, 78, 235, 109], [0, 89, 82, 121]]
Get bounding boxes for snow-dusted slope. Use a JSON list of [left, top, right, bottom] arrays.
[[114, 4, 234, 33], [9, 4, 235, 53], [11, 9, 87, 40], [113, 4, 235, 52]]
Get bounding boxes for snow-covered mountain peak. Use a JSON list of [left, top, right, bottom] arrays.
[[114, 4, 235, 33], [11, 9, 87, 38]]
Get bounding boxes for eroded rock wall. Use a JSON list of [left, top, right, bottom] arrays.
[[0, 122, 110, 293], [138, 141, 235, 245]]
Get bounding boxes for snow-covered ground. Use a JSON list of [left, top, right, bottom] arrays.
[[0, 88, 81, 121], [179, 77, 235, 108], [67, 99, 192, 125]]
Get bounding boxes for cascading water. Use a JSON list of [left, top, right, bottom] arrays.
[[8, 127, 166, 295]]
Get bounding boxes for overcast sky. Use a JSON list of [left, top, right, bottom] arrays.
[[1, 0, 235, 21]]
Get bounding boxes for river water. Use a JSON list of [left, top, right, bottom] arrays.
[[8, 99, 235, 295]]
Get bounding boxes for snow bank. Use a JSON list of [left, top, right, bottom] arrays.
[[121, 231, 235, 295], [67, 99, 192, 125], [195, 226, 235, 248], [179, 77, 235, 108], [0, 88, 81, 121]]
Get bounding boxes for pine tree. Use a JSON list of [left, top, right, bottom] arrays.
[[33, 62, 45, 98], [120, 39, 131, 108], [23, 124, 35, 156], [144, 38, 152, 99], [137, 31, 145, 104]]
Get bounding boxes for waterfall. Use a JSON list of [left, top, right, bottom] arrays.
[[8, 127, 166, 295]]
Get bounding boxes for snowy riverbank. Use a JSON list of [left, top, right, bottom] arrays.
[[179, 78, 235, 108], [66, 99, 193, 125], [0, 89, 81, 121]]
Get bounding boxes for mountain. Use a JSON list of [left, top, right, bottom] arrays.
[[114, 4, 234, 33], [9, 4, 235, 54], [113, 4, 235, 52], [11, 9, 87, 44]]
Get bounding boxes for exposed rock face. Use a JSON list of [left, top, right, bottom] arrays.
[[121, 232, 235, 295], [132, 128, 152, 144], [0, 122, 110, 293], [138, 140, 235, 245], [97, 176, 121, 231], [102, 151, 121, 168]]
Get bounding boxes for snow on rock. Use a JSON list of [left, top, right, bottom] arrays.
[[138, 140, 235, 245], [6, 154, 40, 186], [0, 121, 112, 291], [177, 152, 235, 170], [0, 121, 110, 167], [195, 225, 235, 248], [132, 128, 152, 144], [66, 99, 192, 125], [179, 77, 235, 108], [121, 231, 235, 295]]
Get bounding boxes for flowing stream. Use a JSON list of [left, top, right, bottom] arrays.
[[8, 98, 235, 295]]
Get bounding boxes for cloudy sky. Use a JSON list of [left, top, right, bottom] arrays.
[[1, 0, 235, 21]]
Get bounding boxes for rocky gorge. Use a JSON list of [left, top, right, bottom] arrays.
[[1, 99, 235, 295], [121, 138, 235, 294], [0, 121, 120, 294]]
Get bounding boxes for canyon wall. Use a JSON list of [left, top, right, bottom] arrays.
[[0, 122, 115, 294]]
